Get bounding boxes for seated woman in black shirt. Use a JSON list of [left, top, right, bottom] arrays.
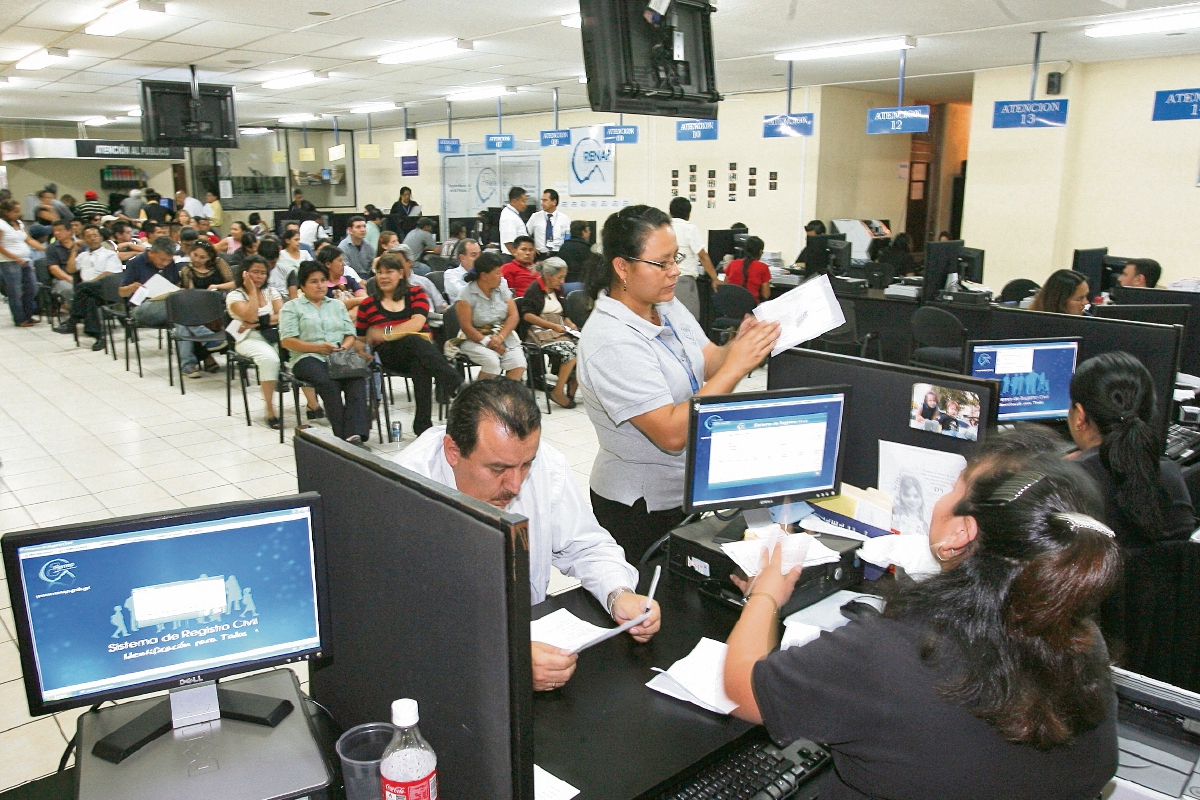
[[724, 436, 1120, 800], [357, 252, 462, 436], [1068, 351, 1195, 548]]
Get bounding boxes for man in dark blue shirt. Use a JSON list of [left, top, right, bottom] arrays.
[[121, 237, 181, 327]]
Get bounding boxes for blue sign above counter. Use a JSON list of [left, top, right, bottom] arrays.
[[437, 138, 461, 154], [992, 100, 1069, 128], [485, 134, 515, 150], [540, 129, 570, 147], [1153, 89, 1200, 121], [676, 119, 718, 141], [866, 105, 930, 134], [603, 125, 639, 144], [763, 113, 814, 138]]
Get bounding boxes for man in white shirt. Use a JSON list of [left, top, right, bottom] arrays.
[[393, 378, 659, 692], [499, 186, 529, 255], [74, 225, 123, 283], [669, 197, 718, 321], [175, 190, 204, 219], [526, 189, 570, 257], [53, 224, 123, 349], [444, 238, 510, 303]]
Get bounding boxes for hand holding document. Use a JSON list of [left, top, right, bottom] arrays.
[[530, 608, 650, 655], [646, 637, 739, 715], [226, 318, 250, 343], [753, 273, 846, 357], [720, 532, 840, 578], [129, 273, 180, 306]]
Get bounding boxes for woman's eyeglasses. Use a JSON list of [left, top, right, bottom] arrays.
[[627, 252, 685, 270]]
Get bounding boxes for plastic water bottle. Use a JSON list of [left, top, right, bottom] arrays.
[[380, 699, 437, 800]]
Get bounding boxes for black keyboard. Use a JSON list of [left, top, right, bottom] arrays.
[[651, 731, 831, 800], [1166, 423, 1200, 461]]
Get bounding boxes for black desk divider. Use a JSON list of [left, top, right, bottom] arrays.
[[986, 306, 1181, 446], [1111, 285, 1200, 377], [294, 429, 533, 800], [767, 350, 1000, 491]]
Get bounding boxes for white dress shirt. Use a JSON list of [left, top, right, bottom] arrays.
[[671, 217, 706, 279], [526, 209, 571, 253], [393, 427, 639, 606], [76, 246, 124, 282], [181, 196, 205, 218], [444, 264, 508, 304], [299, 220, 320, 246], [499, 204, 527, 249]]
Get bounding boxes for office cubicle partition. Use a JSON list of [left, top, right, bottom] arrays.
[[987, 307, 1181, 445], [1111, 286, 1200, 377], [295, 429, 533, 800], [768, 349, 1000, 491], [1092, 304, 1192, 328]]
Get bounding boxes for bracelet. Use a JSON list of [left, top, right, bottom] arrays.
[[746, 593, 779, 614], [606, 587, 634, 617]]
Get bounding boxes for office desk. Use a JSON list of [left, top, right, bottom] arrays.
[[532, 563, 755, 800]]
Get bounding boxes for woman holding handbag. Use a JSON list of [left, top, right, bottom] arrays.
[[358, 252, 462, 436], [280, 260, 371, 444], [519, 257, 579, 408]]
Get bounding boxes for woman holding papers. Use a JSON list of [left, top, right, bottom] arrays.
[[724, 437, 1120, 800], [577, 205, 780, 560]]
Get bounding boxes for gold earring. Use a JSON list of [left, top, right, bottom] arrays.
[[621, 277, 628, 291], [932, 542, 957, 562]]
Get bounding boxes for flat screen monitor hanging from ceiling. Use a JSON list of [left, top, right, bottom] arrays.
[[140, 65, 239, 148]]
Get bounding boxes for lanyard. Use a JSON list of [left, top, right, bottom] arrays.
[[657, 315, 701, 394]]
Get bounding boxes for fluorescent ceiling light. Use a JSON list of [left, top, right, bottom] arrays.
[[446, 85, 516, 102], [377, 39, 473, 65], [561, 13, 582, 28], [16, 48, 69, 70], [349, 101, 397, 114], [578, 75, 588, 84], [1085, 10, 1200, 37], [84, 117, 115, 126], [775, 36, 916, 61], [262, 71, 328, 90], [85, 0, 165, 36], [126, 107, 142, 117], [279, 112, 320, 123], [239, 127, 271, 135]]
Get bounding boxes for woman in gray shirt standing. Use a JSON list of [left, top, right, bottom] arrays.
[[577, 205, 778, 559]]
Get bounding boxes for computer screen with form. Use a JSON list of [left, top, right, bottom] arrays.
[[8, 502, 324, 711], [967, 338, 1079, 422], [685, 387, 848, 513]]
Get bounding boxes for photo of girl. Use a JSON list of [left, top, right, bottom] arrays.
[[909, 383, 980, 441]]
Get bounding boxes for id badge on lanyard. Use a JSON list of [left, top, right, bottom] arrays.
[[658, 315, 700, 394]]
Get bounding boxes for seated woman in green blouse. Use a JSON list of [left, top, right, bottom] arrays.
[[279, 261, 371, 444]]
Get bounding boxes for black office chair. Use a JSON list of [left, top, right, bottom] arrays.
[[426, 270, 446, 298], [422, 255, 452, 272], [165, 290, 227, 394], [98, 273, 143, 372], [908, 306, 966, 372], [32, 260, 65, 327], [999, 279, 1041, 305], [563, 290, 593, 329], [710, 284, 757, 344], [812, 299, 882, 360], [225, 339, 260, 427]]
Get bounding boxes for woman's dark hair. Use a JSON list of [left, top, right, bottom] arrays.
[[257, 238, 280, 262], [234, 255, 268, 290], [240, 231, 257, 249], [804, 219, 826, 235], [892, 233, 912, 252], [189, 240, 217, 267], [867, 237, 889, 262], [589, 204, 672, 299], [1070, 352, 1165, 539], [248, 213, 262, 226], [465, 251, 505, 283], [371, 252, 410, 303], [297, 260, 328, 287], [1030, 269, 1087, 313], [741, 235, 764, 262], [315, 245, 343, 268], [376, 231, 398, 258], [281, 228, 299, 245], [0, 199, 19, 216], [885, 442, 1120, 750]]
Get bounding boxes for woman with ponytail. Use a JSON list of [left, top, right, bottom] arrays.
[[724, 432, 1120, 799], [1068, 352, 1195, 548], [722, 235, 771, 304]]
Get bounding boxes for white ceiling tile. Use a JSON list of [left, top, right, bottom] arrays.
[[54, 35, 145, 59], [16, 1, 106, 32], [163, 20, 284, 49], [121, 41, 225, 62], [246, 31, 362, 55]]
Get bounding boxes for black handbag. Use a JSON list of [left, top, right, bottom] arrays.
[[257, 313, 279, 345], [327, 348, 370, 380]]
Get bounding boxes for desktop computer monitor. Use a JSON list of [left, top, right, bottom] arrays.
[[965, 337, 1080, 422], [708, 229, 737, 266], [3, 495, 330, 716], [922, 239, 964, 301], [684, 386, 849, 513], [1072, 248, 1108, 298], [957, 247, 984, 284], [802, 233, 846, 276], [827, 240, 852, 274]]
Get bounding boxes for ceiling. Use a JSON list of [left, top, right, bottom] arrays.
[[1, 0, 1200, 132]]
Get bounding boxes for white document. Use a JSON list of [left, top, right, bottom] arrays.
[[753, 273, 846, 357], [877, 441, 967, 537], [129, 272, 180, 306], [798, 515, 867, 541], [534, 765, 580, 800], [720, 532, 839, 578], [226, 319, 250, 343], [780, 621, 823, 650], [563, 328, 581, 338], [1176, 372, 1200, 389], [859, 534, 941, 579], [646, 637, 739, 715], [782, 589, 864, 632], [546, 567, 582, 597], [529, 607, 649, 655]]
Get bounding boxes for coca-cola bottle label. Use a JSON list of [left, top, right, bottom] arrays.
[[381, 771, 437, 800]]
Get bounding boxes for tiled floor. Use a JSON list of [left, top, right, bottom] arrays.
[[0, 315, 767, 792]]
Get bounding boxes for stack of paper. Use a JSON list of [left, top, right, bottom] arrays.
[[646, 638, 739, 715], [534, 765, 580, 800], [780, 621, 823, 650], [720, 532, 840, 577], [753, 273, 845, 356], [129, 273, 180, 306]]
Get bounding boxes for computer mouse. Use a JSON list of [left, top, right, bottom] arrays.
[[840, 599, 882, 621]]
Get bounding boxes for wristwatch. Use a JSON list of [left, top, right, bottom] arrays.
[[606, 587, 635, 617]]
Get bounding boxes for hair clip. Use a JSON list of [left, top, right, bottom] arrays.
[[981, 471, 1046, 506], [1050, 512, 1116, 538]]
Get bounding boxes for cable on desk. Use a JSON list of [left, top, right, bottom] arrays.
[[58, 702, 104, 772]]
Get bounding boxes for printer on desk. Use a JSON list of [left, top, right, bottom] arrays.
[[1111, 668, 1200, 799]]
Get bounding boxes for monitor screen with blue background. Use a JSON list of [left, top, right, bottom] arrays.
[[15, 505, 322, 704], [688, 390, 846, 511], [969, 339, 1079, 421]]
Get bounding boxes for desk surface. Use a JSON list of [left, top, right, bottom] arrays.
[[532, 563, 754, 800]]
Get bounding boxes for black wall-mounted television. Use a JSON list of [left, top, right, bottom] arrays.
[[140, 80, 239, 149], [579, 0, 720, 119]]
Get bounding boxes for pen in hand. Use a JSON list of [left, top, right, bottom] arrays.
[[644, 564, 662, 614]]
